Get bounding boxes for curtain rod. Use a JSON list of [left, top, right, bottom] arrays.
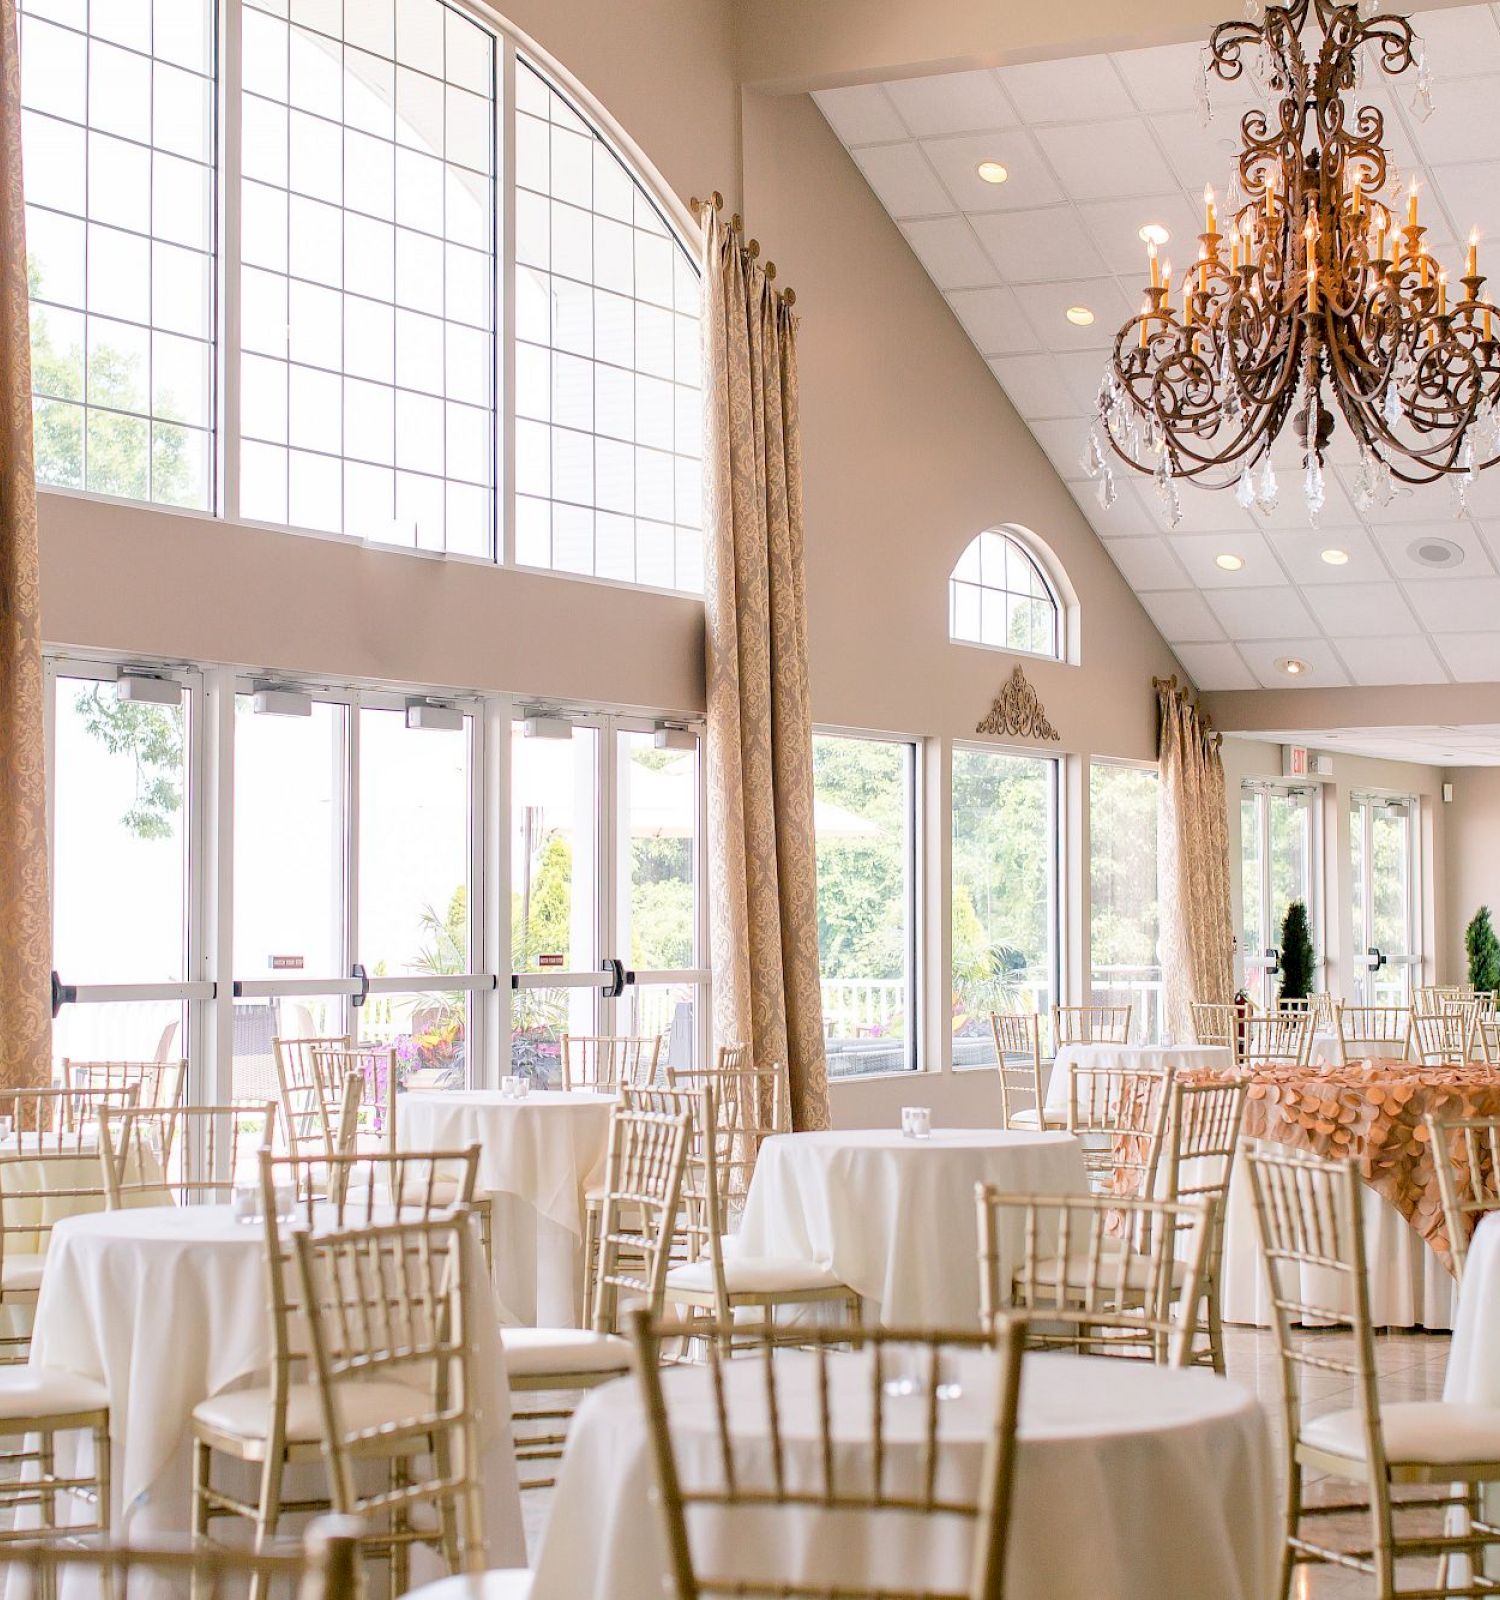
[[690, 190, 797, 306]]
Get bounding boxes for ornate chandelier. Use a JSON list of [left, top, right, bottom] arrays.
[[1090, 0, 1499, 527]]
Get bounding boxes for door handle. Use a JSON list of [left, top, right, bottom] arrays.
[[50, 971, 77, 1018], [601, 958, 626, 1000], [1368, 946, 1387, 972]]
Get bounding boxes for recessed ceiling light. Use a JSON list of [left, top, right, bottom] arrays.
[[1138, 223, 1170, 246], [1214, 553, 1244, 571], [976, 160, 1009, 185], [1320, 548, 1350, 566], [1276, 657, 1309, 677], [1065, 305, 1095, 326]]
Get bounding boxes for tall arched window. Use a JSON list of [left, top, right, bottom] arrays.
[[949, 528, 1063, 659], [17, 2, 704, 592]]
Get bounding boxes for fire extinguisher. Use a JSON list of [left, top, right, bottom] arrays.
[[1233, 987, 1252, 1065]]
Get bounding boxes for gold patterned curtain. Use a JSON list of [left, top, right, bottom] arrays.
[[1156, 675, 1234, 1045], [0, 0, 48, 1088], [700, 206, 828, 1132]]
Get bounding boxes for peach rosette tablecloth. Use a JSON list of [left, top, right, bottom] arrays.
[[1211, 1059, 1500, 1328]]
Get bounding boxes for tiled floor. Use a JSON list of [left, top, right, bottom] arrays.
[[521, 1321, 1461, 1596]]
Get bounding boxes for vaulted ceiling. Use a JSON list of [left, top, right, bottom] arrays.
[[813, 3, 1500, 691]]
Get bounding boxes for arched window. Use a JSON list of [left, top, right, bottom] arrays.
[[949, 528, 1063, 659]]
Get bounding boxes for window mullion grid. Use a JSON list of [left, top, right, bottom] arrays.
[[599, 716, 618, 1039], [484, 694, 513, 1087], [499, 38, 517, 567], [219, 0, 242, 519]]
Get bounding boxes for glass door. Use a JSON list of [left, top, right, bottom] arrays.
[[1351, 792, 1417, 1004], [47, 660, 209, 1080], [1240, 782, 1317, 1008]]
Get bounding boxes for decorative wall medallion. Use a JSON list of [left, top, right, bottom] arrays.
[[976, 666, 1060, 742]]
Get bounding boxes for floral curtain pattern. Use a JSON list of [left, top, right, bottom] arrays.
[[1156, 675, 1234, 1045], [0, 0, 50, 1088], [700, 208, 828, 1133]]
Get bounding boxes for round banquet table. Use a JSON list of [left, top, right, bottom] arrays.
[[1443, 1212, 1500, 1582], [1045, 1042, 1234, 1115], [400, 1088, 614, 1327], [733, 1128, 1089, 1326], [529, 1348, 1277, 1600], [26, 1205, 524, 1568]]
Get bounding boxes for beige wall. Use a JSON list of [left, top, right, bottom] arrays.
[[1222, 736, 1449, 996], [1441, 768, 1500, 983]]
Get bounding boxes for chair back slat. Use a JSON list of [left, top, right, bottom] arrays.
[[273, 1035, 351, 1161], [311, 1045, 398, 1153], [1425, 1110, 1500, 1280], [60, 1058, 186, 1110], [1052, 1005, 1131, 1045], [1241, 1012, 1312, 1068], [1334, 1003, 1411, 1062], [630, 1310, 1028, 1600], [1190, 1002, 1239, 1054], [591, 1102, 691, 1332], [988, 1013, 1044, 1130], [561, 1034, 664, 1092], [1065, 1066, 1171, 1197], [1410, 1008, 1476, 1066], [100, 1102, 276, 1208]]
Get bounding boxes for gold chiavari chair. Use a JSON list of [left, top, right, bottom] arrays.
[[1161, 1077, 1249, 1373], [630, 1309, 1028, 1600], [191, 1147, 480, 1586], [664, 1052, 788, 1201], [1241, 1011, 1313, 1068], [99, 1101, 277, 1208], [661, 1082, 861, 1347], [1065, 1065, 1173, 1198], [1246, 1140, 1500, 1597], [60, 1056, 187, 1109], [1335, 1003, 1412, 1064], [1443, 996, 1490, 1063], [273, 1035, 351, 1162], [1052, 1003, 1132, 1045], [1190, 1001, 1241, 1057], [0, 1517, 363, 1600], [294, 1211, 511, 1591], [561, 1033, 664, 1092], [503, 1101, 690, 1490], [311, 1044, 399, 1153], [0, 1367, 111, 1545], [988, 1012, 1063, 1131], [0, 1086, 139, 1362], [1411, 1008, 1477, 1067], [977, 1187, 1213, 1366], [1426, 1112, 1500, 1283], [1474, 992, 1500, 1064], [1416, 983, 1472, 1012]]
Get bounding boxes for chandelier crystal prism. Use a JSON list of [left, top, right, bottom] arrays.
[[1090, 0, 1499, 526]]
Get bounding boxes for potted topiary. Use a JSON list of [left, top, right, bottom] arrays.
[[1279, 900, 1316, 1004], [1466, 906, 1500, 995]]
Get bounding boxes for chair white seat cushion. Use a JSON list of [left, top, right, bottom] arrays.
[[666, 1256, 845, 1295], [193, 1379, 427, 1444], [2, 1254, 48, 1292], [1304, 1402, 1500, 1465], [1006, 1107, 1067, 1131], [499, 1328, 632, 1379], [399, 1571, 532, 1600], [0, 1368, 108, 1421]]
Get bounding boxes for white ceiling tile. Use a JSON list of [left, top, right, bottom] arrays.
[[988, 353, 1075, 416], [1055, 350, 1113, 412], [1013, 276, 1135, 352], [1236, 638, 1353, 688], [1434, 632, 1500, 681], [1406, 576, 1500, 630], [1265, 527, 1389, 585], [1173, 641, 1257, 690], [1331, 469, 1436, 526], [1027, 416, 1092, 480], [1149, 110, 1246, 195], [1250, 473, 1359, 531], [1136, 479, 1259, 537], [945, 286, 1039, 354], [1170, 530, 1282, 588], [1410, 7, 1500, 79], [812, 86, 907, 146], [1301, 581, 1419, 635], [1407, 75, 1500, 168], [1330, 634, 1450, 686], [998, 57, 1135, 123], [1104, 536, 1191, 590], [1033, 119, 1177, 201], [1205, 585, 1316, 640], [901, 217, 998, 289], [884, 70, 1016, 136], [920, 131, 1063, 213], [1075, 478, 1158, 537], [1370, 520, 1497, 581], [1137, 588, 1225, 642], [851, 143, 953, 219], [968, 207, 1105, 282], [1073, 193, 1202, 275], [1111, 41, 1253, 116], [1428, 161, 1500, 246]]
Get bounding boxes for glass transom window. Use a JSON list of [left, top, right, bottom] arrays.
[[949, 529, 1061, 658], [512, 59, 703, 593]]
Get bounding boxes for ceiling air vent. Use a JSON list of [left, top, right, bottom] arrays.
[[1408, 536, 1464, 570]]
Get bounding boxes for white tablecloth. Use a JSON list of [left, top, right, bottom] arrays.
[[1045, 1043, 1233, 1114], [531, 1349, 1276, 1600], [1444, 1214, 1500, 1580], [400, 1089, 614, 1327], [27, 1205, 524, 1566], [734, 1129, 1088, 1326]]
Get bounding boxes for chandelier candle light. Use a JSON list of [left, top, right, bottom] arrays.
[[1088, 0, 1500, 528]]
